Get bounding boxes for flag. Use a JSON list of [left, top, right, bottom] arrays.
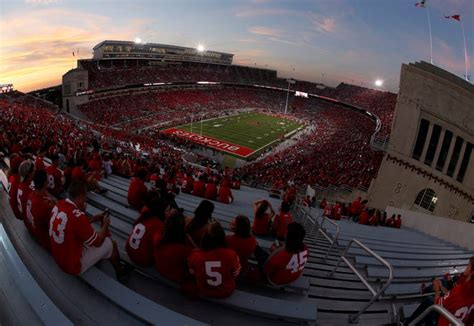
[[445, 14, 461, 21], [415, 0, 425, 8]]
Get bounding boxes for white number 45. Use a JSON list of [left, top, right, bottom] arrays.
[[286, 250, 308, 273]]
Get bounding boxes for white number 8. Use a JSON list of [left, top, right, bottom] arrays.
[[47, 174, 55, 189], [205, 261, 222, 286], [129, 224, 146, 250]]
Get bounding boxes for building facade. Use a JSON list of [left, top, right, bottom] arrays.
[[368, 62, 474, 222]]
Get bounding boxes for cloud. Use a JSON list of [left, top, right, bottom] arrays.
[[309, 15, 337, 34], [248, 26, 281, 37], [0, 8, 150, 92], [24, 0, 61, 4], [235, 8, 295, 18]]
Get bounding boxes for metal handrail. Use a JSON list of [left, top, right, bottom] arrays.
[[408, 304, 463, 326], [328, 239, 394, 324], [304, 209, 340, 262]]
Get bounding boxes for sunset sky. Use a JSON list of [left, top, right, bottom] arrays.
[[0, 0, 472, 92]]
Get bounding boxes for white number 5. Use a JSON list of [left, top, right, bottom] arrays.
[[205, 261, 222, 286]]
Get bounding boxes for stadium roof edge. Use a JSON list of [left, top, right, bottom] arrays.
[[92, 40, 234, 56]]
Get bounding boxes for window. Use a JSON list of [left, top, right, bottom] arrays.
[[412, 119, 429, 160], [436, 130, 453, 171], [456, 143, 472, 183], [424, 124, 441, 166], [447, 136, 464, 177], [414, 188, 438, 212]]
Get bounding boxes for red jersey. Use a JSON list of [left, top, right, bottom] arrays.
[[350, 199, 361, 215], [218, 186, 233, 204], [8, 174, 22, 219], [127, 178, 148, 209], [35, 156, 45, 171], [155, 243, 193, 283], [188, 248, 241, 298], [26, 192, 54, 250], [319, 199, 327, 209], [252, 214, 271, 235], [437, 277, 474, 326], [192, 180, 205, 197], [18, 180, 35, 220], [126, 218, 165, 266], [332, 204, 342, 220], [323, 206, 332, 217], [182, 176, 194, 194], [204, 183, 218, 200], [49, 199, 98, 275], [45, 165, 64, 196], [264, 245, 308, 285], [393, 218, 401, 229], [272, 212, 293, 240], [226, 235, 257, 271], [359, 211, 369, 225], [149, 173, 160, 189]]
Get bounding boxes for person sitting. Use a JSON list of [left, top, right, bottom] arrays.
[[102, 154, 113, 178], [17, 160, 35, 220], [192, 175, 206, 198], [217, 180, 233, 204], [272, 201, 293, 241], [127, 168, 148, 210], [126, 192, 167, 267], [25, 169, 56, 250], [323, 204, 332, 218], [379, 211, 388, 226], [181, 173, 194, 194], [403, 257, 474, 326], [226, 215, 257, 273], [49, 180, 127, 280], [331, 201, 342, 220], [319, 198, 327, 209], [155, 212, 193, 284], [45, 154, 64, 197], [394, 214, 402, 229], [358, 209, 370, 225], [349, 197, 362, 220], [385, 214, 396, 227], [256, 222, 308, 286], [188, 222, 241, 298], [186, 200, 214, 247], [204, 180, 218, 200], [71, 159, 106, 194], [368, 209, 380, 226], [302, 195, 311, 207], [252, 199, 275, 236], [8, 153, 23, 220]]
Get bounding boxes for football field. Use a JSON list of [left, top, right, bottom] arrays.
[[161, 111, 304, 158]]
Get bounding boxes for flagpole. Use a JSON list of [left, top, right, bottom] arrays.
[[460, 20, 469, 81], [426, 3, 433, 64]]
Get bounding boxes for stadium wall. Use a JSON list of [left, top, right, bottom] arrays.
[[368, 62, 474, 222], [385, 206, 474, 250]]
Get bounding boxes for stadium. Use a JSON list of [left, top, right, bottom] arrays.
[[0, 7, 473, 326]]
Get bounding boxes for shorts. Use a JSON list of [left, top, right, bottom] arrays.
[[80, 237, 113, 274]]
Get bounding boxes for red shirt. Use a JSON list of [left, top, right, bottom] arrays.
[[155, 243, 193, 283], [127, 178, 148, 209], [218, 186, 233, 204], [126, 218, 165, 266], [35, 156, 45, 171], [182, 176, 194, 194], [8, 174, 22, 219], [350, 199, 361, 215], [272, 212, 293, 240], [264, 245, 308, 285], [45, 165, 64, 196], [192, 180, 205, 197], [18, 180, 35, 220], [252, 214, 271, 235], [359, 211, 369, 225], [26, 191, 54, 250], [204, 183, 218, 200], [332, 204, 342, 220], [393, 218, 401, 229], [437, 277, 474, 326], [323, 206, 332, 217], [226, 235, 257, 271], [49, 199, 98, 275], [149, 173, 160, 189], [188, 248, 241, 298]]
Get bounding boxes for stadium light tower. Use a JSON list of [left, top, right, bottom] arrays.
[[374, 79, 383, 87], [284, 78, 296, 115], [197, 44, 205, 52], [134, 37, 142, 44]]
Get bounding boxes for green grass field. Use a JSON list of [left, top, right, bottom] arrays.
[[165, 111, 303, 159]]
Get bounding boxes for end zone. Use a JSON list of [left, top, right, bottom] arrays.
[[161, 128, 255, 158]]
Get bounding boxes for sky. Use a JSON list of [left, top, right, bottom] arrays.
[[0, 0, 472, 93]]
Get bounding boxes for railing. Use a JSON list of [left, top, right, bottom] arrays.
[[328, 239, 394, 324], [408, 304, 463, 326], [302, 208, 340, 262]]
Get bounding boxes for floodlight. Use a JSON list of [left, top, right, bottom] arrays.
[[134, 37, 142, 44], [374, 79, 383, 87], [197, 44, 205, 52]]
